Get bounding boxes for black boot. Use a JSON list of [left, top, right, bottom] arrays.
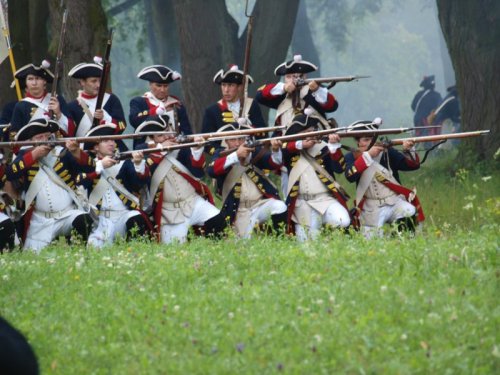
[[271, 211, 287, 236], [0, 218, 16, 253], [203, 213, 227, 239], [395, 216, 417, 234], [125, 215, 148, 240], [72, 214, 93, 243]]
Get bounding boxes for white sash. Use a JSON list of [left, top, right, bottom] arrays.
[[414, 89, 430, 114], [355, 160, 399, 204], [76, 92, 111, 137], [221, 163, 248, 202], [22, 95, 51, 122]]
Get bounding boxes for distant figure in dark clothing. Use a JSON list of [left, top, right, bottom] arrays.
[[411, 75, 442, 137], [0, 316, 39, 375], [431, 85, 461, 148]]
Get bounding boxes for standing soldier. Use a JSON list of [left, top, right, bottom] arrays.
[[344, 120, 424, 238], [9, 61, 75, 140], [6, 118, 93, 252], [76, 124, 151, 248], [136, 115, 225, 243], [256, 54, 338, 130], [282, 112, 350, 241], [207, 119, 287, 238], [202, 65, 266, 153], [67, 58, 128, 150], [129, 65, 192, 147], [411, 75, 442, 137]]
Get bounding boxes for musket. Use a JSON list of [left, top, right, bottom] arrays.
[[93, 28, 114, 127], [0, 5, 22, 100], [177, 125, 285, 142], [382, 130, 490, 146], [239, 0, 254, 118], [295, 75, 370, 89], [0, 131, 176, 148], [49, 9, 68, 119], [115, 140, 209, 160]]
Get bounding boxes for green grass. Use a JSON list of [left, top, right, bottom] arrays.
[[1, 155, 499, 374]]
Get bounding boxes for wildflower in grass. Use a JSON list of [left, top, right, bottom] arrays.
[[2, 274, 9, 281], [400, 333, 408, 340], [492, 345, 500, 358], [228, 312, 234, 319], [314, 334, 322, 343], [463, 202, 473, 210], [174, 305, 180, 312], [481, 176, 492, 182], [380, 285, 388, 292], [419, 289, 424, 295]]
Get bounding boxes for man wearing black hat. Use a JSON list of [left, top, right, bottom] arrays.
[[76, 123, 151, 247], [344, 119, 424, 238], [282, 111, 350, 241], [256, 54, 338, 130], [6, 118, 93, 252], [202, 65, 266, 152], [207, 119, 287, 238], [129, 65, 192, 147], [9, 62, 74, 140], [431, 85, 461, 143], [411, 75, 442, 137], [67, 58, 128, 150], [135, 115, 224, 243]]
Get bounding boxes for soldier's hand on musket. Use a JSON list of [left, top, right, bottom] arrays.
[[308, 80, 320, 92], [101, 155, 118, 169], [402, 140, 415, 151], [94, 109, 104, 121], [48, 96, 62, 119], [236, 143, 254, 160], [131, 151, 144, 165], [368, 144, 385, 158], [191, 136, 205, 150], [271, 139, 282, 152], [301, 138, 317, 149], [284, 81, 297, 94], [32, 145, 53, 160], [328, 133, 341, 144]]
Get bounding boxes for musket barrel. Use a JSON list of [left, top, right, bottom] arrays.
[[390, 130, 490, 145]]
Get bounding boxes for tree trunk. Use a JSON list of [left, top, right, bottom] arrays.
[[437, 0, 500, 162], [47, 0, 109, 100], [172, 0, 239, 132]]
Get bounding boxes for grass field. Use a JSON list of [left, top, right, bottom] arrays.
[[1, 153, 499, 374]]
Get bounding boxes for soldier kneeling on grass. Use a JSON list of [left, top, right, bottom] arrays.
[[76, 123, 152, 248], [6, 118, 93, 253], [344, 119, 425, 238], [207, 118, 287, 238]]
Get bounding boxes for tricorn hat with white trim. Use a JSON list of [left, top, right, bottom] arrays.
[[15, 118, 59, 141], [83, 123, 117, 150], [137, 65, 181, 84], [15, 60, 54, 83], [68, 57, 103, 79], [134, 115, 172, 134], [346, 117, 382, 133], [284, 108, 322, 135], [274, 54, 318, 76], [213, 65, 253, 85]]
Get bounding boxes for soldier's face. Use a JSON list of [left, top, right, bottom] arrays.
[[153, 133, 175, 144], [95, 139, 116, 156], [221, 83, 240, 103], [81, 77, 100, 96], [356, 137, 373, 152], [150, 82, 169, 100], [284, 73, 304, 84], [226, 137, 245, 149], [25, 74, 47, 97], [31, 132, 51, 141]]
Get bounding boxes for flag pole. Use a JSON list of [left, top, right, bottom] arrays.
[[0, 4, 22, 100]]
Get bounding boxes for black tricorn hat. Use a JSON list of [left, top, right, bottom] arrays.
[[346, 118, 382, 133], [213, 65, 253, 85], [420, 75, 435, 88], [134, 114, 172, 134], [84, 123, 117, 150], [68, 57, 103, 79], [274, 54, 318, 76], [284, 109, 322, 136], [137, 65, 181, 84], [14, 61, 54, 83], [15, 118, 59, 141]]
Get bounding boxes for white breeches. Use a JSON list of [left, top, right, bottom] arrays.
[[361, 199, 416, 239], [24, 209, 84, 253], [295, 200, 350, 242], [234, 198, 287, 238], [160, 196, 219, 244], [88, 210, 140, 248]]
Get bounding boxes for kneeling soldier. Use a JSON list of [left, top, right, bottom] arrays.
[[344, 119, 424, 238], [6, 118, 93, 252], [77, 123, 151, 247], [207, 119, 287, 238], [137, 115, 225, 243], [283, 112, 350, 241]]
